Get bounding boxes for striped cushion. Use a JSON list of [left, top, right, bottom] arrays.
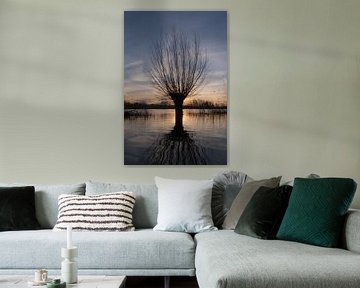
[[53, 192, 136, 232]]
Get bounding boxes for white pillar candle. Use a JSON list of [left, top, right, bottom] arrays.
[[67, 225, 72, 249]]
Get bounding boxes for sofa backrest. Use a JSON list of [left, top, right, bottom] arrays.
[[86, 181, 158, 229]]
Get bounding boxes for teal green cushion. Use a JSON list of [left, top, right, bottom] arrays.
[[277, 177, 357, 247]]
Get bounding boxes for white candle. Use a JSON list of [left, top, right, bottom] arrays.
[[67, 225, 72, 249]]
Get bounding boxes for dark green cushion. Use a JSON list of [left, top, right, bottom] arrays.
[[235, 185, 292, 239], [277, 178, 357, 247], [0, 186, 41, 231]]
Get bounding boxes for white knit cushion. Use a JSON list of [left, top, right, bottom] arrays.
[[53, 192, 135, 231]]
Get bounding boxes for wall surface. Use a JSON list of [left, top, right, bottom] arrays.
[[0, 0, 359, 207]]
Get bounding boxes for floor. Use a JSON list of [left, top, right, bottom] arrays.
[[126, 276, 199, 288]]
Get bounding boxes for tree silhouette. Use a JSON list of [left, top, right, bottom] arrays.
[[149, 29, 209, 129]]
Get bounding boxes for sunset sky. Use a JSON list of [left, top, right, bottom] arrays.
[[124, 11, 227, 106]]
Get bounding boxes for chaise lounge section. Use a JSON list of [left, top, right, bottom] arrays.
[[195, 215, 360, 288]]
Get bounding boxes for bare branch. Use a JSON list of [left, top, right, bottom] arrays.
[[149, 29, 209, 103]]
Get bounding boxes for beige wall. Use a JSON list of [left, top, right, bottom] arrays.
[[0, 0, 359, 207]]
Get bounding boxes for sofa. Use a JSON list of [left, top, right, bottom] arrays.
[[0, 178, 360, 288]]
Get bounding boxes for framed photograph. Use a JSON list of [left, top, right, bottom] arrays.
[[124, 11, 227, 165]]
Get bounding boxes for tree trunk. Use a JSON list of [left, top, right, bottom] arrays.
[[173, 98, 184, 134]]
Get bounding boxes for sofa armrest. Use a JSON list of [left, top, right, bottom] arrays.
[[342, 209, 360, 253]]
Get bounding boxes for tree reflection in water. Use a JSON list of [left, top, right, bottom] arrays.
[[146, 121, 208, 165]]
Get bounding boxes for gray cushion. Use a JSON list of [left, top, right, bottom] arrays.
[[0, 183, 85, 228], [222, 177, 281, 229], [195, 230, 360, 288], [85, 181, 158, 229], [283, 173, 321, 186], [212, 171, 249, 228], [154, 177, 216, 233], [0, 229, 195, 271]]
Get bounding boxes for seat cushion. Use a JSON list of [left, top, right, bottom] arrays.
[[195, 230, 360, 288], [0, 229, 195, 271]]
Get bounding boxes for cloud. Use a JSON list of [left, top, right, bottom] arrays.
[[125, 60, 144, 70], [124, 58, 152, 100]]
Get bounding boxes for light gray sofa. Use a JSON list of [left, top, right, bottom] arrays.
[[1, 181, 360, 288]]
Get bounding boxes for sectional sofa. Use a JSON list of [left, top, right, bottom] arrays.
[[0, 179, 360, 288]]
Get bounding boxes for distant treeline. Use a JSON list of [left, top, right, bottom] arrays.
[[124, 100, 227, 110]]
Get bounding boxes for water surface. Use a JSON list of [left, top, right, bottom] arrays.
[[124, 109, 227, 165]]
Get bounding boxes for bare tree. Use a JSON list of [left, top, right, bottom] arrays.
[[149, 29, 209, 129]]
